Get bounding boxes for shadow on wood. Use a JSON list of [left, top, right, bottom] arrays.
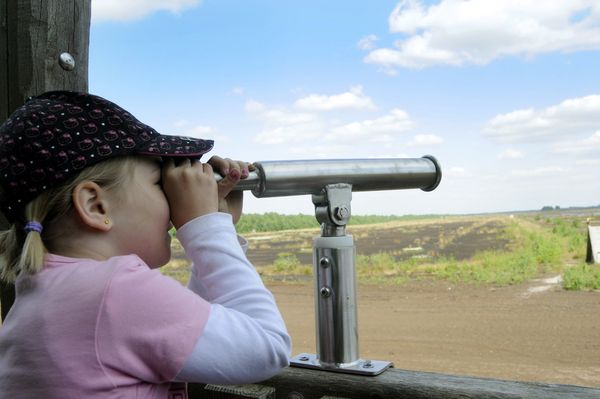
[[587, 224, 600, 264]]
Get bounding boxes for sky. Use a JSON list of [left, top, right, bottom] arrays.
[[89, 0, 600, 216]]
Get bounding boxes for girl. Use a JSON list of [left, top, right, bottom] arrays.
[[0, 91, 291, 398]]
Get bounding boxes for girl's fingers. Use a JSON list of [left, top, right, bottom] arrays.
[[217, 168, 240, 199], [208, 155, 254, 179], [202, 162, 214, 175], [207, 155, 228, 176]]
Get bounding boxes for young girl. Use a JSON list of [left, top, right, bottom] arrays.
[[0, 91, 291, 398]]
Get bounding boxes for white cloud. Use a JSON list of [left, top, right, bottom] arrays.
[[407, 134, 443, 146], [288, 144, 355, 158], [246, 101, 322, 145], [181, 124, 230, 142], [92, 0, 201, 23], [294, 86, 376, 111], [186, 125, 213, 136], [553, 130, 600, 154], [326, 108, 413, 141], [446, 166, 471, 178], [261, 109, 316, 126], [231, 87, 245, 96], [248, 99, 416, 146], [484, 94, 600, 142], [174, 119, 189, 128], [576, 159, 600, 166], [246, 100, 315, 125], [357, 34, 379, 50], [497, 149, 524, 160], [245, 100, 267, 113], [510, 166, 569, 178], [172, 120, 230, 142], [364, 0, 600, 70], [254, 125, 322, 145]]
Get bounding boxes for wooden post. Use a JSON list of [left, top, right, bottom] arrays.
[[0, 0, 91, 321]]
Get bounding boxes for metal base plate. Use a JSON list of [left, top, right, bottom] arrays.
[[290, 353, 393, 376]]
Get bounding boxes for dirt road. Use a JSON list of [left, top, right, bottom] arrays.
[[267, 278, 600, 388]]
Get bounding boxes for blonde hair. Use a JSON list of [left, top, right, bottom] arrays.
[[0, 156, 140, 283]]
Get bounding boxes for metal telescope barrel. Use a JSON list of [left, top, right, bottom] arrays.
[[216, 155, 442, 196]]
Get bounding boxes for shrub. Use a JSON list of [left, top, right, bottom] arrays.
[[563, 264, 600, 290]]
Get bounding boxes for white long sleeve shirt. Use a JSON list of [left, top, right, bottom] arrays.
[[175, 212, 291, 383]]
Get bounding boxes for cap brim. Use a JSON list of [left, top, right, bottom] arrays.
[[137, 134, 214, 158]]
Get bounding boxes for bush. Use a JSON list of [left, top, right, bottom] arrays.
[[563, 264, 600, 290]]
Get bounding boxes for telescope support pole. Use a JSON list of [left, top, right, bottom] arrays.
[[289, 184, 393, 376]]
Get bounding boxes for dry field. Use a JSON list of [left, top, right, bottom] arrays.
[[164, 212, 600, 388]]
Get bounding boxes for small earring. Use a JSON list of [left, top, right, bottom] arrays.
[[104, 218, 110, 225]]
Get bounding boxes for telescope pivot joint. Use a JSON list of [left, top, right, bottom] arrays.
[[312, 183, 352, 237]]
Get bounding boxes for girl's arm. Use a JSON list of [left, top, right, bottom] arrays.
[[174, 212, 291, 384]]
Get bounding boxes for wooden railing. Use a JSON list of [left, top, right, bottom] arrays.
[[187, 366, 600, 399]]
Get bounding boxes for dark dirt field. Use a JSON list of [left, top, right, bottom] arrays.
[[245, 217, 511, 267], [269, 279, 600, 388]]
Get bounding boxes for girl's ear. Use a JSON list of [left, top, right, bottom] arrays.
[[71, 181, 112, 231]]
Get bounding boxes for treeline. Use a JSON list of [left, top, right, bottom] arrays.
[[236, 212, 434, 234]]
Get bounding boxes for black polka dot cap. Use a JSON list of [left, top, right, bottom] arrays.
[[0, 91, 214, 222]]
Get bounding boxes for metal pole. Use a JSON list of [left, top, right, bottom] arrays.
[[290, 184, 393, 375]]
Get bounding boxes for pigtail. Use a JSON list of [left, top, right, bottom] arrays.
[[0, 198, 49, 283], [0, 223, 22, 283], [16, 200, 50, 279]]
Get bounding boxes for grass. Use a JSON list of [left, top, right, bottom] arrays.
[[424, 218, 590, 286], [351, 218, 568, 286], [563, 263, 600, 290], [161, 213, 599, 290], [259, 252, 312, 278]]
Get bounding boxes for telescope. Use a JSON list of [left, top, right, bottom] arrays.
[[218, 156, 442, 376], [216, 155, 441, 197]]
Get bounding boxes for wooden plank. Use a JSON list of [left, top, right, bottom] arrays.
[[188, 366, 600, 399], [0, 0, 7, 121], [0, 0, 10, 313], [1, 0, 90, 120]]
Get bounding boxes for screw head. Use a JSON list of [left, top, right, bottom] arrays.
[[335, 206, 350, 220], [58, 52, 75, 71], [319, 256, 330, 267], [362, 360, 373, 368], [320, 286, 332, 298]]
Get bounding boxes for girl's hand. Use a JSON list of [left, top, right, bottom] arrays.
[[162, 158, 218, 229], [207, 155, 254, 225]]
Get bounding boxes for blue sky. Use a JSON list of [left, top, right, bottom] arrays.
[[89, 0, 600, 216]]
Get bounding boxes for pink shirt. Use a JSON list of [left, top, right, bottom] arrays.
[[0, 253, 210, 398]]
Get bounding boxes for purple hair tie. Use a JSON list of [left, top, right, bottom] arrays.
[[24, 221, 43, 234]]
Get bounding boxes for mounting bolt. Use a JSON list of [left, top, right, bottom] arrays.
[[58, 52, 75, 71], [362, 360, 373, 369], [320, 286, 332, 298], [335, 206, 350, 220], [299, 356, 310, 361], [319, 257, 330, 268]]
